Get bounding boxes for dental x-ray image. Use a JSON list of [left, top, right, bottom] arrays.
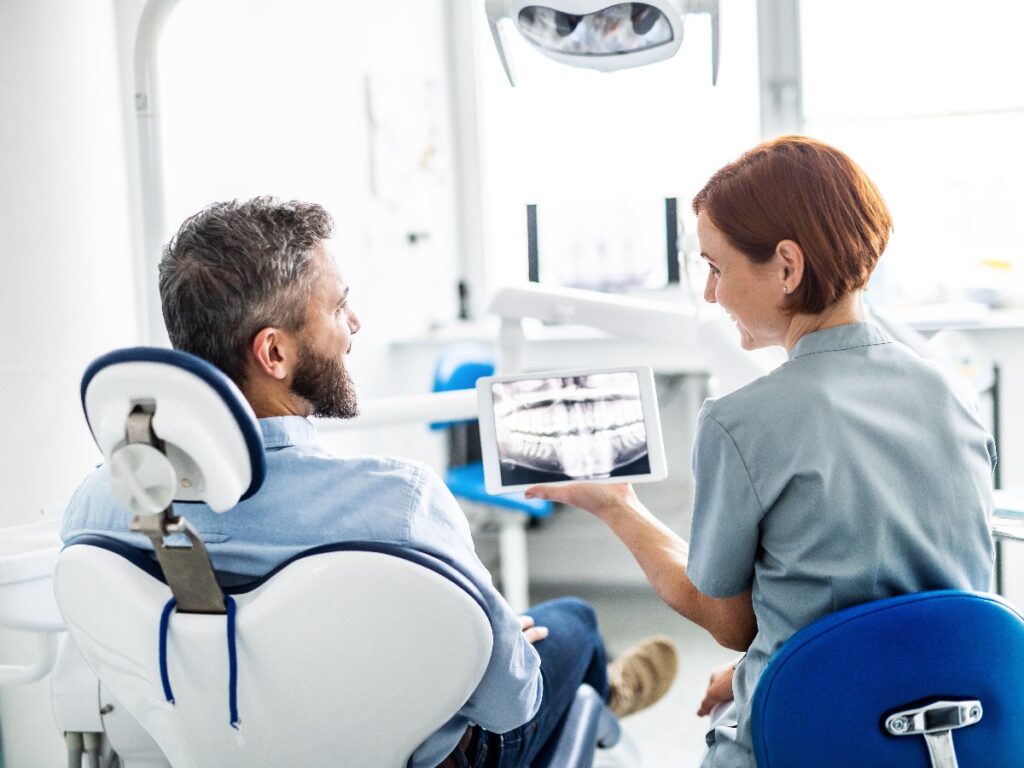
[[492, 371, 651, 486]]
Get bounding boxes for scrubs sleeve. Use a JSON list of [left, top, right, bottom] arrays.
[[687, 407, 765, 598], [408, 467, 543, 732]]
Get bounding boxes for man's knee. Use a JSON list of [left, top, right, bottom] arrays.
[[530, 596, 599, 634]]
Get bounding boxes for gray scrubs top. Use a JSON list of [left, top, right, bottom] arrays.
[[687, 321, 996, 768]]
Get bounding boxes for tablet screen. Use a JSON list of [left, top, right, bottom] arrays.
[[490, 370, 652, 486]]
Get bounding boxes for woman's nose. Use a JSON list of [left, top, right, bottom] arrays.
[[704, 274, 717, 304]]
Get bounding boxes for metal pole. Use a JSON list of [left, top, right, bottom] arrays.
[[134, 0, 182, 346], [992, 365, 1003, 594]]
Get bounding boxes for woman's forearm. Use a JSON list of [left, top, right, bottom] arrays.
[[598, 496, 692, 608], [597, 496, 757, 650], [524, 482, 757, 649]]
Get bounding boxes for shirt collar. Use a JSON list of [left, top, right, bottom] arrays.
[[788, 321, 892, 361], [259, 416, 317, 449]]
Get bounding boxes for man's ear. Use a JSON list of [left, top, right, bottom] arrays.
[[775, 239, 805, 294], [249, 327, 293, 382]]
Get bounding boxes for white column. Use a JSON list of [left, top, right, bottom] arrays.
[[757, 0, 804, 137], [0, 1, 140, 764]]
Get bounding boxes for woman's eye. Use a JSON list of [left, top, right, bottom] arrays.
[[708, 265, 720, 276]]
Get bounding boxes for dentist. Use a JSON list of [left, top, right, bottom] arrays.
[[527, 135, 996, 767]]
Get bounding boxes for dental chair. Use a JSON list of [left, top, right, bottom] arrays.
[[751, 590, 1024, 768], [53, 347, 619, 767]]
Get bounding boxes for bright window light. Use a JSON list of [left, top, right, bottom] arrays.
[[801, 0, 1024, 311]]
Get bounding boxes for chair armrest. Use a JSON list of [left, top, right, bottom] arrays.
[[545, 684, 621, 768]]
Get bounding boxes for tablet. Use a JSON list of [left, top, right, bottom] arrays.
[[476, 365, 667, 494]]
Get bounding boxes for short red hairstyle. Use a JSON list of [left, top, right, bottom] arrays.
[[692, 136, 893, 315]]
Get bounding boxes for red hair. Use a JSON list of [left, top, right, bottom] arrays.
[[692, 136, 893, 314]]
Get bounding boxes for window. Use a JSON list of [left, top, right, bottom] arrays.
[[472, 0, 762, 298], [801, 1, 1024, 311]]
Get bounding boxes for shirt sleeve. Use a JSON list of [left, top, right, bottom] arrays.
[[407, 467, 543, 733], [687, 407, 765, 598]]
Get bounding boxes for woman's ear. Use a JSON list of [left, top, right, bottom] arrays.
[[250, 327, 293, 381], [775, 239, 805, 295]]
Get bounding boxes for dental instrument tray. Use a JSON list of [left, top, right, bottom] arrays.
[[476, 365, 667, 494]]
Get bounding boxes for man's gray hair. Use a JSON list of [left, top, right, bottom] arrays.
[[159, 196, 334, 385]]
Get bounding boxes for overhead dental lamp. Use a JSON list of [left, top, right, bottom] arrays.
[[485, 0, 720, 86]]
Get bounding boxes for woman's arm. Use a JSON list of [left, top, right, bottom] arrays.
[[526, 482, 757, 650]]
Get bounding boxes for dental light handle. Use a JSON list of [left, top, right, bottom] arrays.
[[486, 0, 518, 86]]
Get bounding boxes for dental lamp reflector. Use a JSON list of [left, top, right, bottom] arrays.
[[485, 0, 720, 86]]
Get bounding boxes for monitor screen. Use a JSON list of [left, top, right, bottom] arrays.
[[527, 197, 679, 291]]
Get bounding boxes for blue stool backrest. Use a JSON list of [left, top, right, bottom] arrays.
[[430, 344, 495, 431], [751, 590, 1024, 768]]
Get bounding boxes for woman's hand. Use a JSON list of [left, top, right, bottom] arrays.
[[697, 660, 738, 716], [524, 482, 639, 522]]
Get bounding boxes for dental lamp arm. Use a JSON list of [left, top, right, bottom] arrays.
[[526, 483, 756, 650], [486, 0, 517, 86], [489, 283, 695, 347]]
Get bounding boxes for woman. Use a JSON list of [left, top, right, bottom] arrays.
[[526, 135, 996, 767]]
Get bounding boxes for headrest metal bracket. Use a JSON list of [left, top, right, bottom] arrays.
[[126, 406, 227, 615]]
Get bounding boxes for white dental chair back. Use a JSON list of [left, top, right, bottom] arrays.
[[55, 347, 494, 767], [57, 540, 493, 768]]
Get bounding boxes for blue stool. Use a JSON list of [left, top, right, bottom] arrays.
[[431, 345, 552, 611], [751, 590, 1024, 768]]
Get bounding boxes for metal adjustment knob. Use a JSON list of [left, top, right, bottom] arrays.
[[109, 443, 177, 515]]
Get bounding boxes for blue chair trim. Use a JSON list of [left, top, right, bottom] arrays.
[[157, 593, 240, 728], [62, 535, 492, 624], [225, 594, 240, 728], [159, 597, 177, 705], [80, 347, 267, 502], [225, 540, 493, 622], [64, 534, 167, 581]]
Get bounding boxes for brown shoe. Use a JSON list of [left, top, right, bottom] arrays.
[[607, 636, 679, 717]]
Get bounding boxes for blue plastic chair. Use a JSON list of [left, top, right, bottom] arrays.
[[751, 590, 1024, 768], [431, 345, 552, 611]]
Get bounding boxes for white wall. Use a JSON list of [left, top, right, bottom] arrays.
[[156, 0, 462, 434], [0, 1, 140, 764]]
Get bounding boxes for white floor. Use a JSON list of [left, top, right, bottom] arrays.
[[531, 583, 737, 768]]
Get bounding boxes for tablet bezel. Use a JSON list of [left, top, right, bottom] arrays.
[[476, 364, 667, 495]]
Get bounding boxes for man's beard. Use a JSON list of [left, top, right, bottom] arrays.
[[290, 339, 359, 419]]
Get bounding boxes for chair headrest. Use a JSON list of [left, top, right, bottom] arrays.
[[81, 347, 266, 513]]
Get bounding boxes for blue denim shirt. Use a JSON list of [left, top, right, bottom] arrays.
[[688, 322, 996, 767], [63, 416, 543, 768]]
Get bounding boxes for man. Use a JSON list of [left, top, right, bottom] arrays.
[[64, 197, 678, 768]]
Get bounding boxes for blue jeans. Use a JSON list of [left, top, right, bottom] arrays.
[[464, 597, 610, 768]]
